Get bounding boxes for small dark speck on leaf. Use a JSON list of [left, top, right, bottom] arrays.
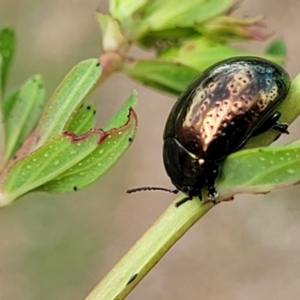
[[93, 110, 96, 115], [126, 273, 138, 286], [128, 137, 133, 143], [96, 62, 101, 67], [258, 149, 263, 152], [87, 105, 91, 110], [13, 155, 17, 160], [73, 186, 78, 191]]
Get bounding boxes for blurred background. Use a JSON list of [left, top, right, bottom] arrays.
[[1, 0, 300, 299]]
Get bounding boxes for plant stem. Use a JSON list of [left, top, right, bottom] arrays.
[[97, 52, 123, 86], [84, 71, 300, 300], [85, 195, 214, 300]]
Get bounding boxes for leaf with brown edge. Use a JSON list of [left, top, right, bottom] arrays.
[[1, 128, 106, 204], [65, 104, 97, 135], [33, 59, 102, 151], [36, 108, 137, 193], [0, 107, 137, 207]]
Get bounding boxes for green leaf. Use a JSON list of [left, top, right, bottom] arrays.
[[2, 87, 20, 121], [65, 104, 97, 135], [139, 0, 235, 32], [137, 27, 197, 49], [103, 90, 137, 130], [2, 130, 106, 202], [218, 141, 300, 198], [160, 37, 252, 71], [124, 39, 287, 96], [4, 75, 46, 160], [123, 59, 199, 95], [1, 101, 137, 204], [37, 108, 137, 193], [0, 26, 16, 94], [35, 59, 102, 150], [159, 37, 285, 72], [266, 39, 286, 59]]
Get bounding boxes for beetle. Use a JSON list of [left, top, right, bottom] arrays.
[[127, 57, 291, 206], [163, 56, 291, 206]]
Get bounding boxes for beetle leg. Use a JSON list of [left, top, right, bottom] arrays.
[[205, 162, 219, 204], [272, 122, 289, 134], [198, 190, 202, 201], [251, 111, 289, 137], [175, 196, 193, 207]]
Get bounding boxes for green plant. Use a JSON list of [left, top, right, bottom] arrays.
[[1, 0, 299, 299], [0, 28, 137, 207]]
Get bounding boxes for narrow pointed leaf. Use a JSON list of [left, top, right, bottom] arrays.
[[2, 129, 106, 202], [123, 59, 199, 95], [35, 59, 102, 149], [3, 87, 20, 121], [4, 75, 46, 160], [103, 90, 137, 130], [65, 104, 97, 135], [217, 141, 300, 198], [37, 108, 137, 193], [0, 26, 15, 94]]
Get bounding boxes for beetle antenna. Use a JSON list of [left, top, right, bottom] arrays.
[[126, 186, 179, 194]]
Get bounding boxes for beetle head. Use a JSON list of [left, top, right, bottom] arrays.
[[163, 138, 205, 198]]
